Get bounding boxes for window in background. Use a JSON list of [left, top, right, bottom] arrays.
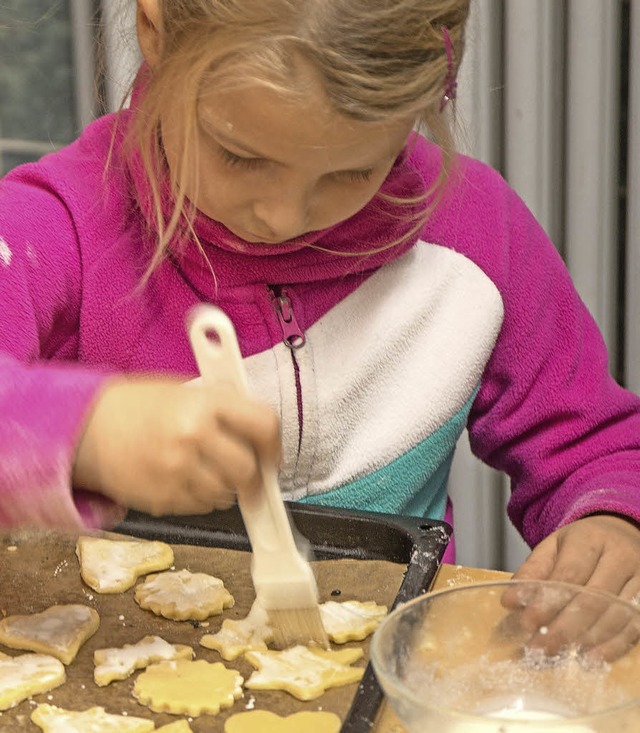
[[0, 0, 100, 174]]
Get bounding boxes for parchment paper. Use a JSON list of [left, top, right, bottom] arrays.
[[0, 528, 407, 732]]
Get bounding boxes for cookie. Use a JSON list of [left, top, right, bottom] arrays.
[[31, 703, 155, 732], [157, 722, 194, 732], [135, 569, 234, 621], [200, 600, 273, 660], [133, 658, 243, 716], [225, 710, 341, 733], [0, 654, 66, 711], [76, 536, 174, 594], [0, 604, 99, 664], [94, 635, 194, 686], [320, 600, 387, 643], [244, 646, 364, 700]]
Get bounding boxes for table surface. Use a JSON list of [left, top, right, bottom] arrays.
[[375, 563, 513, 732]]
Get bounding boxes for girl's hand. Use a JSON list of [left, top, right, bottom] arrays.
[[514, 514, 640, 601], [73, 377, 281, 517], [504, 515, 640, 661]]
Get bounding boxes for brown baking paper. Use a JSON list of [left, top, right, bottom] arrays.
[[0, 528, 406, 732]]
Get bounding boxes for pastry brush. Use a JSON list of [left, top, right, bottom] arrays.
[[188, 304, 328, 649]]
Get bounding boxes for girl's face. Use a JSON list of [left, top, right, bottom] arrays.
[[161, 63, 416, 245]]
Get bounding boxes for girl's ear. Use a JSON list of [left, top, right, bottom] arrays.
[[136, 0, 162, 67]]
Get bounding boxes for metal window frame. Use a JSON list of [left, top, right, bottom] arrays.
[[0, 0, 100, 171]]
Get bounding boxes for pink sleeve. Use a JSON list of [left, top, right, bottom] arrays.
[[458, 164, 640, 546], [0, 169, 125, 529]]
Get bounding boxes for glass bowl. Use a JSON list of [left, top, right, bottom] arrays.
[[370, 580, 640, 732]]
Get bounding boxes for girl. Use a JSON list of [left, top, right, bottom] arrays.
[[1, 0, 640, 603]]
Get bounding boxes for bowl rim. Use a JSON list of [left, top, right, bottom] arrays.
[[369, 578, 640, 727]]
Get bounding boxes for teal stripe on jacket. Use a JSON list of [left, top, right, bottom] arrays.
[[300, 391, 476, 519]]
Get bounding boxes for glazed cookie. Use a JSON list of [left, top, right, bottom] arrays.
[[225, 710, 342, 733], [133, 658, 243, 716], [244, 646, 364, 701], [200, 600, 274, 660], [0, 653, 66, 711], [320, 600, 387, 643], [0, 604, 99, 664], [135, 569, 234, 621], [76, 536, 174, 594], [94, 635, 194, 686], [31, 703, 155, 732]]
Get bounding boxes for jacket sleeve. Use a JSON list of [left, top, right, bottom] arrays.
[[0, 167, 125, 529], [453, 161, 640, 547]]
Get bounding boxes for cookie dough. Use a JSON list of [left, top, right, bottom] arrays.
[[94, 635, 194, 686], [31, 703, 155, 732], [0, 654, 65, 711], [133, 658, 243, 716], [200, 600, 273, 660], [0, 604, 99, 664], [135, 569, 234, 621], [225, 710, 341, 733], [244, 646, 364, 700], [76, 536, 174, 594], [320, 600, 387, 643]]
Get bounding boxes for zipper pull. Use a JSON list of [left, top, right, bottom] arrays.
[[273, 292, 305, 350]]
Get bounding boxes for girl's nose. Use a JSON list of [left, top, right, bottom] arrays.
[[253, 190, 311, 242]]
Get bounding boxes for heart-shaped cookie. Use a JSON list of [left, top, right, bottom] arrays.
[[0, 604, 99, 664], [225, 710, 341, 733], [76, 536, 174, 593], [0, 654, 65, 711]]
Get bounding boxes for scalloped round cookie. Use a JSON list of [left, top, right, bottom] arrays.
[[225, 710, 341, 733], [135, 569, 234, 621], [133, 658, 243, 716]]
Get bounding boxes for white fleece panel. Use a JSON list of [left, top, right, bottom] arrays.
[[245, 241, 504, 498]]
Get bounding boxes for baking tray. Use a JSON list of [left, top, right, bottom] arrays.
[[116, 501, 451, 733]]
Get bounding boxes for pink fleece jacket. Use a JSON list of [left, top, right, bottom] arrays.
[[1, 107, 640, 551]]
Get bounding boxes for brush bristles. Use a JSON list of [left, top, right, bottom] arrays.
[[268, 606, 329, 649]]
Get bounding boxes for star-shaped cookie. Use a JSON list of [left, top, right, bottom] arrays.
[[320, 600, 387, 643], [244, 646, 364, 700], [200, 600, 273, 660]]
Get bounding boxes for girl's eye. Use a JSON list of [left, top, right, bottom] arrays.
[[218, 146, 264, 170], [334, 168, 374, 184]]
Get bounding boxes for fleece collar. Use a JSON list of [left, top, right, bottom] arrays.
[[125, 80, 442, 288]]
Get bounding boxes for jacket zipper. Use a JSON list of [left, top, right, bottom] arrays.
[[270, 287, 305, 453], [271, 289, 305, 350]]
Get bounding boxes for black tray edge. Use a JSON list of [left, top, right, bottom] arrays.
[[115, 502, 452, 733]]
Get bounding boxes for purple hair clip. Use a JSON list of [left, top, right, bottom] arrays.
[[440, 26, 458, 112]]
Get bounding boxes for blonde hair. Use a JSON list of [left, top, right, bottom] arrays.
[[127, 0, 470, 275]]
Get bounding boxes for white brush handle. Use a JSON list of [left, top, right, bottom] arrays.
[[188, 305, 299, 559]]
